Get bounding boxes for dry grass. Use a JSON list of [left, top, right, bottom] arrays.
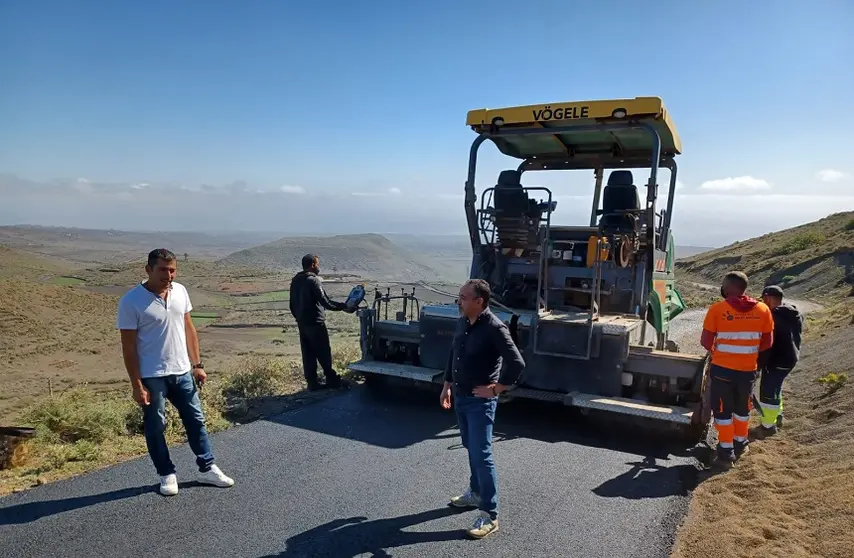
[[672, 299, 854, 558], [0, 278, 119, 363], [0, 245, 73, 280]]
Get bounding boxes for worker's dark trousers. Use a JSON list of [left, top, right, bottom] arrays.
[[758, 366, 792, 428], [297, 323, 340, 387], [710, 364, 757, 449]]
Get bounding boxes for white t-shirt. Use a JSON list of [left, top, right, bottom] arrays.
[[116, 281, 194, 379]]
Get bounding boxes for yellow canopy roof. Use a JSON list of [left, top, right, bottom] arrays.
[[466, 96, 682, 163]]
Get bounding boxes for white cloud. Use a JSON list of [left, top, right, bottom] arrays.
[[388, 187, 401, 195], [817, 169, 847, 183], [130, 182, 149, 190], [700, 176, 771, 192], [675, 180, 685, 190], [279, 185, 306, 194]]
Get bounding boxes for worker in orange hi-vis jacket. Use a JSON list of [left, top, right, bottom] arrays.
[[700, 271, 774, 466]]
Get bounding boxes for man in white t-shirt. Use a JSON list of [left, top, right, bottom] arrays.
[[117, 248, 234, 496]]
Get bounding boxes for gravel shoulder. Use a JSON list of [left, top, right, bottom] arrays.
[[671, 299, 852, 558]]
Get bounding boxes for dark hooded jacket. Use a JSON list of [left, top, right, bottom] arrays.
[[289, 271, 347, 326], [759, 303, 804, 370]]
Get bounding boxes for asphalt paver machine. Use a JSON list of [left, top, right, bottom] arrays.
[[349, 96, 711, 439]]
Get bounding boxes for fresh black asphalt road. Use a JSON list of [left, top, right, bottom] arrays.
[[0, 385, 701, 557]]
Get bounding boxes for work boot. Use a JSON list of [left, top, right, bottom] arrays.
[[755, 425, 778, 439], [716, 445, 736, 467], [306, 381, 327, 392], [326, 376, 350, 390], [777, 414, 784, 429], [466, 511, 498, 539], [734, 440, 750, 459], [449, 488, 480, 508]]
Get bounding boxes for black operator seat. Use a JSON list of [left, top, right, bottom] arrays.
[[493, 170, 528, 216], [599, 170, 641, 231]]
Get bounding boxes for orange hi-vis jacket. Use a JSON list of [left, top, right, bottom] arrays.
[[702, 296, 774, 372]]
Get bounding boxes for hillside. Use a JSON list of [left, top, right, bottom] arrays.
[[0, 225, 281, 265], [0, 245, 72, 280], [676, 211, 854, 302], [218, 233, 449, 282]]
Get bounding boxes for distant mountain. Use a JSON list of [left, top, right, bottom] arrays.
[[217, 233, 453, 282], [0, 225, 282, 264]]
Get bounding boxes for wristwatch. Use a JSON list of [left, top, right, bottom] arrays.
[[192, 362, 204, 369]]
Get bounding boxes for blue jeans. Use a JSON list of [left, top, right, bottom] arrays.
[[454, 391, 499, 519], [142, 371, 214, 476]]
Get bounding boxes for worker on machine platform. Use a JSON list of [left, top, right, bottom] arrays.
[[700, 271, 774, 465], [753, 285, 804, 438]]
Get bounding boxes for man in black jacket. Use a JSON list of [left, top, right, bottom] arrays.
[[440, 278, 525, 540], [755, 285, 804, 437], [289, 254, 354, 391]]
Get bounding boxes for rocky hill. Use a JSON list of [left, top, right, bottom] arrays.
[[217, 233, 449, 282], [676, 211, 854, 302]]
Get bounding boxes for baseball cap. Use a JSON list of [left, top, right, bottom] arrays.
[[762, 285, 784, 298]]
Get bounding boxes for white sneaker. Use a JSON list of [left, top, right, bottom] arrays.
[[197, 464, 234, 488], [449, 488, 480, 508], [159, 474, 178, 496], [466, 510, 499, 539]]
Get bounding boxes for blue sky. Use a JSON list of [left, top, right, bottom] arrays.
[[1, 0, 852, 246]]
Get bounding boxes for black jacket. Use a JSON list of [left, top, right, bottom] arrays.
[[759, 303, 804, 370], [289, 271, 346, 326], [443, 308, 526, 394]]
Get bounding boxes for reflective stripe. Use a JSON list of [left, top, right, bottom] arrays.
[[717, 331, 762, 340], [733, 414, 749, 422], [714, 418, 733, 425], [718, 441, 734, 448], [717, 344, 759, 354], [734, 435, 748, 442]]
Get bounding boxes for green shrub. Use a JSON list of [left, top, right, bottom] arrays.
[[24, 388, 130, 443], [775, 232, 826, 256], [845, 219, 854, 231], [817, 372, 848, 393], [221, 356, 296, 400]]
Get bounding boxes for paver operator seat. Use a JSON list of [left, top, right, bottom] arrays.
[[493, 169, 555, 253], [599, 170, 642, 235]]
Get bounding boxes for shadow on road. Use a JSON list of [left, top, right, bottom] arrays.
[[270, 381, 702, 460], [0, 481, 199, 525], [265, 383, 706, 501], [258, 507, 466, 558], [591, 456, 699, 499], [262, 384, 460, 450]]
